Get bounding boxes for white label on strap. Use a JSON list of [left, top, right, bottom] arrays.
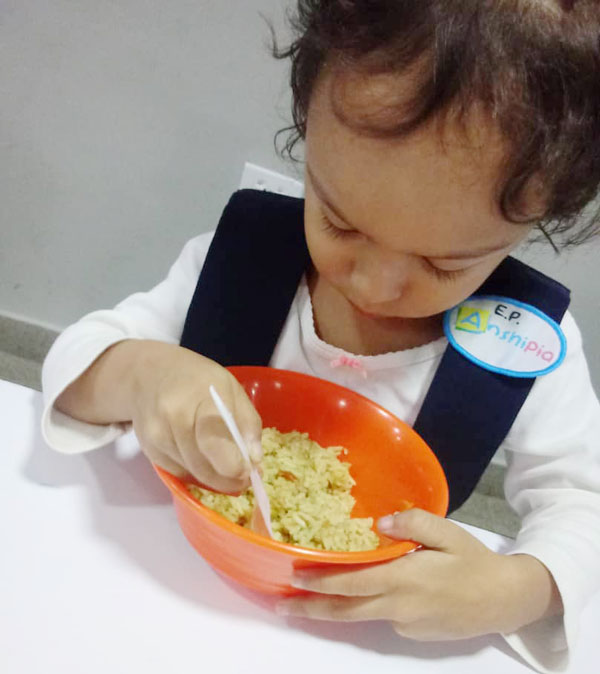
[[444, 295, 566, 378]]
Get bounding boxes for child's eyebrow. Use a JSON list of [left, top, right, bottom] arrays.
[[307, 164, 514, 260]]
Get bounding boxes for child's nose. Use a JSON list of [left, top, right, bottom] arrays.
[[351, 253, 408, 305]]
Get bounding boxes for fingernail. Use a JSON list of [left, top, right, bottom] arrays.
[[290, 575, 307, 590], [377, 515, 395, 532], [248, 439, 263, 463]]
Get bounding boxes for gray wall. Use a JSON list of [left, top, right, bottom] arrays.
[[1, 0, 599, 391], [516, 243, 599, 391], [1, 0, 295, 324]]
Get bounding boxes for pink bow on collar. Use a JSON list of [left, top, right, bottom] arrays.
[[330, 354, 368, 379]]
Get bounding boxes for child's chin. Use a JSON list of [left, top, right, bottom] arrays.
[[350, 303, 412, 322]]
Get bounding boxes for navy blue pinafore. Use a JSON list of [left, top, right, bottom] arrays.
[[180, 190, 570, 512]]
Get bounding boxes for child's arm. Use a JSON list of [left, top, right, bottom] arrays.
[[55, 339, 263, 492], [277, 311, 600, 674], [277, 510, 562, 633], [498, 310, 600, 670], [42, 231, 263, 492]]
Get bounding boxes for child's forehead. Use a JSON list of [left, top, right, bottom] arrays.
[[307, 66, 508, 197], [305, 68, 529, 255], [315, 62, 505, 158]]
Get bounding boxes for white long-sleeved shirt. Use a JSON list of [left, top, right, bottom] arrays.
[[42, 230, 600, 674]]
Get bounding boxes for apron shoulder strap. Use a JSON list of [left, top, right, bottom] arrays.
[[181, 192, 571, 514], [414, 256, 571, 512], [180, 189, 309, 365]]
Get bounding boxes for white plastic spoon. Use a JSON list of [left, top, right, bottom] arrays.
[[209, 385, 273, 538]]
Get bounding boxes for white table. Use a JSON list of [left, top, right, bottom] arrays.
[[1, 378, 597, 673]]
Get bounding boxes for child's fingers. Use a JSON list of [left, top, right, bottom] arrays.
[[185, 458, 248, 494], [194, 398, 248, 479], [174, 411, 249, 493], [390, 619, 456, 642], [143, 444, 186, 478], [192, 377, 263, 478], [377, 508, 483, 553], [230, 380, 263, 464], [291, 562, 400, 597], [276, 593, 390, 623]]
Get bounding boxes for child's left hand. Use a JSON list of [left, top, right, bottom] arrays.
[[277, 509, 561, 640]]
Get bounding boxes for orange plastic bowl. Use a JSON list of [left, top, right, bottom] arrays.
[[154, 366, 448, 596]]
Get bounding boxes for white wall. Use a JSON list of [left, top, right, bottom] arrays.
[[1, 0, 599, 391]]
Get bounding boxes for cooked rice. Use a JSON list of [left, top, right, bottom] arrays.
[[187, 428, 380, 552]]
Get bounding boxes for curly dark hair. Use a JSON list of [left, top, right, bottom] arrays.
[[272, 0, 600, 247]]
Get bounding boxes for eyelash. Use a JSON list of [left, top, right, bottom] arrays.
[[319, 212, 356, 239], [424, 261, 465, 283], [319, 211, 465, 282]]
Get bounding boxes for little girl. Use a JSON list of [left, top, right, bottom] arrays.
[[42, 2, 600, 673]]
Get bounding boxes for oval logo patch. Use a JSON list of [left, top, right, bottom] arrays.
[[444, 295, 566, 378]]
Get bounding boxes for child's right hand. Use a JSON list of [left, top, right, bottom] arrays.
[[56, 340, 263, 493], [131, 343, 263, 493]]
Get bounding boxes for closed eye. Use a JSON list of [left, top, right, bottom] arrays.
[[320, 209, 467, 282], [423, 259, 466, 282], [319, 212, 358, 239]]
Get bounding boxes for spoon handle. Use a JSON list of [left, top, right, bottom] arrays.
[[209, 385, 273, 538]]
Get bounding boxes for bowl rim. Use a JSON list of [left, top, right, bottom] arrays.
[[155, 465, 425, 563], [153, 366, 449, 564]]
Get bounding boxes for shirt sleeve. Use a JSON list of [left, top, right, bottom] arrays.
[[41, 231, 215, 454], [499, 311, 600, 673]]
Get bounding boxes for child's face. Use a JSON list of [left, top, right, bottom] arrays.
[[303, 67, 533, 320]]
